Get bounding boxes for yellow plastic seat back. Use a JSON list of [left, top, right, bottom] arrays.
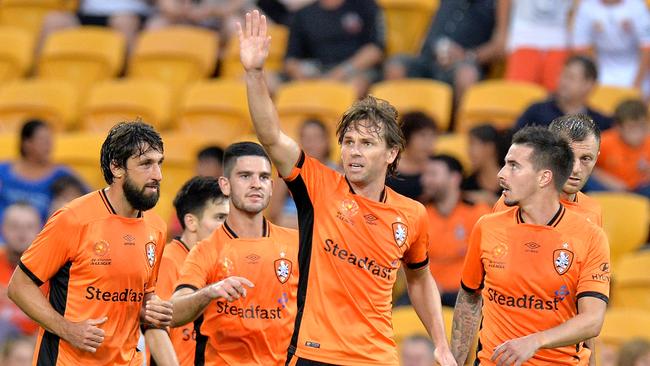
[[611, 250, 650, 310], [376, 0, 438, 56], [587, 85, 642, 116], [0, 26, 34, 83], [53, 131, 105, 189]]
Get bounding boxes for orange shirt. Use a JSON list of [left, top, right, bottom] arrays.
[[598, 129, 650, 189], [176, 219, 298, 366], [283, 153, 430, 365], [0, 247, 39, 335], [149, 239, 195, 366], [426, 202, 490, 293], [493, 191, 602, 227], [462, 205, 610, 365], [19, 190, 166, 366]]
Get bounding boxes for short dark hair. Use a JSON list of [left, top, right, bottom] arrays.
[[197, 145, 224, 162], [50, 174, 88, 198], [565, 55, 598, 81], [469, 124, 509, 165], [614, 99, 648, 125], [336, 95, 404, 177], [222, 142, 271, 177], [100, 121, 163, 184], [20, 119, 49, 157], [429, 154, 463, 176], [400, 111, 437, 144], [549, 113, 601, 145], [173, 176, 226, 230], [511, 126, 574, 192]]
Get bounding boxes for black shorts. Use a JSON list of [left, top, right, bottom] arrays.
[[76, 13, 148, 27]]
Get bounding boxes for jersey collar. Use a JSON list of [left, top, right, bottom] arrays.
[[516, 204, 565, 227], [222, 217, 270, 239], [99, 189, 143, 218], [345, 177, 387, 203], [174, 237, 190, 252]]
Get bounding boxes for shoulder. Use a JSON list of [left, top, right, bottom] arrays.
[[269, 223, 299, 240], [387, 188, 426, 215], [58, 191, 103, 223], [475, 208, 516, 230], [143, 210, 167, 234]]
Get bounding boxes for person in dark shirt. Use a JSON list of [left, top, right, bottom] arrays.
[[284, 0, 384, 96], [461, 124, 506, 205], [386, 112, 437, 201], [514, 55, 613, 131]]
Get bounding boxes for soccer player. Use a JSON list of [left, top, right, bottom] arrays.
[[239, 11, 455, 366], [451, 126, 610, 366], [7, 121, 173, 365], [145, 176, 229, 366], [170, 142, 299, 365], [494, 114, 602, 226]]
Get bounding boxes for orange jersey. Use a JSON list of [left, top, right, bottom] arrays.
[[283, 153, 430, 365], [426, 202, 490, 293], [149, 239, 195, 366], [598, 129, 650, 189], [462, 205, 610, 365], [493, 191, 602, 227], [176, 219, 298, 366], [0, 247, 13, 285], [19, 189, 166, 366]]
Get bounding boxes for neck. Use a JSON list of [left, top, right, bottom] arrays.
[[225, 209, 265, 238], [104, 186, 140, 218], [557, 97, 586, 115], [560, 191, 576, 202], [519, 190, 562, 225], [179, 231, 198, 251], [434, 189, 460, 217], [349, 178, 386, 202]]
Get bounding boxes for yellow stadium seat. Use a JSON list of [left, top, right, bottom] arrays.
[[370, 79, 452, 131], [434, 133, 471, 173], [0, 0, 76, 36], [276, 80, 355, 140], [600, 308, 650, 345], [129, 26, 218, 91], [0, 132, 18, 160], [588, 85, 642, 116], [590, 192, 650, 264], [611, 250, 650, 310], [82, 79, 173, 133], [376, 0, 439, 56], [0, 26, 34, 83], [177, 80, 251, 146], [38, 26, 126, 92], [0, 79, 78, 132], [221, 24, 288, 78], [53, 131, 105, 189], [457, 80, 547, 132]]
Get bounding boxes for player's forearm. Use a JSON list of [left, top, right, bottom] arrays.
[[451, 288, 483, 365], [534, 312, 603, 350], [585, 338, 597, 366], [170, 288, 213, 327], [145, 329, 180, 366], [405, 267, 449, 351], [8, 268, 70, 337], [245, 69, 283, 148], [345, 44, 383, 71]]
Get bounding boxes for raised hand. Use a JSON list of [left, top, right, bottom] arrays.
[[63, 316, 107, 353], [206, 276, 255, 302], [237, 10, 271, 72]]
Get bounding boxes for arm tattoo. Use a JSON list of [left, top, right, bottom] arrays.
[[451, 288, 483, 365]]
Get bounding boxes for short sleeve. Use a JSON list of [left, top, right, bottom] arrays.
[[283, 151, 341, 205], [576, 227, 610, 302], [571, 1, 593, 49], [176, 241, 214, 292], [19, 208, 80, 286], [402, 204, 429, 270], [460, 218, 485, 292], [154, 251, 178, 300], [144, 229, 166, 294]]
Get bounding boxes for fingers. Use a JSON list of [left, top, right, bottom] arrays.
[[236, 21, 243, 41], [234, 276, 255, 288], [259, 13, 267, 38], [245, 11, 252, 37], [145, 300, 173, 327], [88, 316, 108, 326], [251, 10, 259, 38]]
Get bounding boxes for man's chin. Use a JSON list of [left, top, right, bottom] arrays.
[[503, 199, 519, 207]]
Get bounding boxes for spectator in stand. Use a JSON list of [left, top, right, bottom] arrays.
[[514, 55, 614, 131], [400, 335, 436, 366], [1, 336, 36, 366], [462, 124, 505, 205], [421, 154, 490, 306], [592, 99, 650, 195], [386, 112, 437, 201], [617, 339, 650, 366], [284, 0, 384, 97], [48, 175, 89, 216], [0, 120, 82, 224], [257, 0, 315, 26], [41, 0, 152, 50], [196, 145, 225, 178], [384, 0, 504, 101], [0, 203, 42, 344], [499, 0, 575, 91], [572, 0, 650, 95]]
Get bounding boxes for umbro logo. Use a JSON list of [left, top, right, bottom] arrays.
[[123, 234, 136, 246], [246, 254, 261, 264], [524, 242, 540, 253], [364, 214, 378, 225]]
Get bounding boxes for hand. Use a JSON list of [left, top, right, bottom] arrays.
[[63, 317, 107, 353], [491, 334, 542, 366], [144, 295, 173, 328], [237, 10, 271, 72], [434, 346, 458, 366], [206, 276, 254, 302], [437, 40, 465, 68]]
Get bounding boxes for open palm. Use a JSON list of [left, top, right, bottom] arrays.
[[238, 10, 271, 71]]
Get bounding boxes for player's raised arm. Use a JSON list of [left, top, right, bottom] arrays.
[[238, 10, 301, 177]]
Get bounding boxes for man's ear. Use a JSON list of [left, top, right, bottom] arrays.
[[184, 213, 198, 233], [219, 176, 231, 197], [110, 161, 125, 180]]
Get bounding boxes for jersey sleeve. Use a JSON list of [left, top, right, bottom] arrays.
[[460, 217, 485, 292], [571, 1, 593, 49], [176, 241, 214, 292], [576, 227, 611, 302], [19, 208, 80, 286], [145, 230, 167, 294], [283, 151, 341, 207], [154, 252, 178, 300], [402, 204, 429, 270]]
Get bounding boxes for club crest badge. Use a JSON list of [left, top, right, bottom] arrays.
[[392, 222, 408, 247], [146, 242, 156, 268], [274, 258, 292, 284], [553, 249, 574, 275]]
